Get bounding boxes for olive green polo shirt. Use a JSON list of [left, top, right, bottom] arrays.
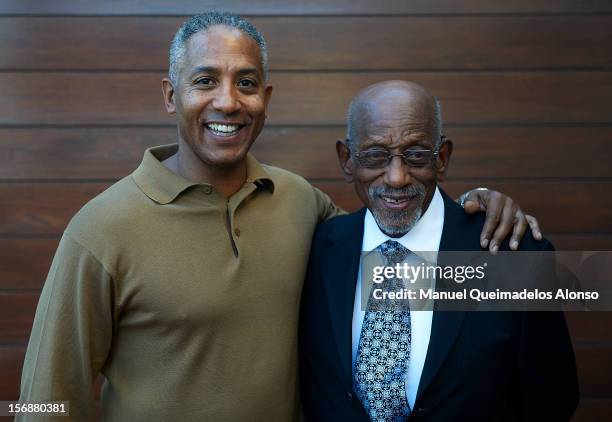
[[19, 144, 341, 421]]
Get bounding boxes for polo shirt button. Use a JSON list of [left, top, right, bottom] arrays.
[[346, 392, 353, 402], [203, 186, 212, 194], [234, 228, 241, 237]]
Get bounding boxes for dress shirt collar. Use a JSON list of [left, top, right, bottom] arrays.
[[362, 186, 445, 255], [132, 144, 274, 205]]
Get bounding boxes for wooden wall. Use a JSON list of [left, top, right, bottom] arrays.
[[1, 1, 611, 420]]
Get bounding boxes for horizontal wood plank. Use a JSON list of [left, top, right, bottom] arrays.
[[565, 311, 612, 344], [1, 16, 610, 71], [548, 235, 612, 251], [1, 126, 611, 180], [0, 347, 24, 400], [0, 183, 110, 236], [572, 399, 612, 422], [1, 72, 611, 125], [0, 294, 37, 346], [566, 312, 612, 344], [575, 346, 612, 397], [1, 0, 610, 15], [0, 239, 58, 290], [1, 181, 610, 236]]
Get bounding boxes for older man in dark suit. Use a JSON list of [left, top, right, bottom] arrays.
[[299, 80, 579, 421]]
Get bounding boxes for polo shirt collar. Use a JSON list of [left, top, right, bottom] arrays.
[[132, 144, 274, 205]]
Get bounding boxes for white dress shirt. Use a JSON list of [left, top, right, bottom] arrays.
[[352, 187, 445, 409]]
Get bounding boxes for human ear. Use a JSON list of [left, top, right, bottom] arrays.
[[161, 78, 176, 114], [435, 138, 453, 182], [336, 139, 354, 183], [263, 84, 273, 108]]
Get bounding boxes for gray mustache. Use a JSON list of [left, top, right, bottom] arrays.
[[368, 184, 426, 198]]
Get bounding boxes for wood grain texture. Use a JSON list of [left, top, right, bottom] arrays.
[[572, 399, 612, 422], [548, 235, 612, 251], [1, 0, 610, 15], [1, 126, 611, 180], [0, 239, 59, 290], [0, 183, 110, 236], [2, 16, 611, 71], [566, 312, 612, 344], [0, 0, 610, 414], [0, 294, 36, 346], [1, 72, 611, 125], [575, 346, 612, 397], [0, 347, 24, 400], [0, 181, 610, 236]]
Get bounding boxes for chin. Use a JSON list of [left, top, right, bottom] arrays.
[[372, 207, 423, 237], [198, 148, 250, 168]]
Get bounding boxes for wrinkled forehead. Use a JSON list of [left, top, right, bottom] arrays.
[[356, 94, 435, 144]]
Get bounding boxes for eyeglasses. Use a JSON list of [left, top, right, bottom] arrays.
[[349, 136, 446, 169]]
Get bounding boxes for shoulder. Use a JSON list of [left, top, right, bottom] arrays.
[[311, 209, 365, 252], [261, 164, 313, 191], [64, 175, 147, 248]]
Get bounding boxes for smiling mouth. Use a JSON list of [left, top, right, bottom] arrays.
[[205, 122, 246, 137], [381, 196, 410, 204]]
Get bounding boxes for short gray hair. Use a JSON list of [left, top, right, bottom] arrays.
[[346, 96, 443, 150], [168, 12, 269, 84]]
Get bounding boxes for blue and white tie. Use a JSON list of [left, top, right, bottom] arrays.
[[354, 240, 412, 422]]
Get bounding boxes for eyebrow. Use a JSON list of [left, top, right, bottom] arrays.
[[237, 67, 260, 77], [189, 66, 218, 78], [189, 66, 261, 79]]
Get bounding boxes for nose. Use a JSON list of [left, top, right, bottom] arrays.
[[212, 83, 241, 114], [383, 156, 412, 188]]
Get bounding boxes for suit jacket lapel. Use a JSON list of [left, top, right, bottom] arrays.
[[416, 191, 472, 402], [321, 208, 367, 387]]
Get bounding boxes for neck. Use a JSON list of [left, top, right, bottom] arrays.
[[163, 143, 247, 199]]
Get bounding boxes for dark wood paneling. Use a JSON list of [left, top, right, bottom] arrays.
[[0, 183, 110, 236], [0, 347, 23, 400], [1, 0, 610, 15], [0, 294, 36, 346], [575, 346, 612, 397], [573, 399, 612, 422], [549, 235, 612, 251], [2, 126, 611, 180], [2, 17, 611, 71], [0, 239, 58, 290], [0, 127, 172, 179], [567, 312, 612, 344], [1, 72, 611, 126], [1, 181, 609, 236]]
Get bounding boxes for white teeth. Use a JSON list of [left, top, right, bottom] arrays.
[[383, 197, 406, 204], [207, 123, 241, 135]]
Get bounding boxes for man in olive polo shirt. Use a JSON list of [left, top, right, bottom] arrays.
[[18, 12, 540, 421]]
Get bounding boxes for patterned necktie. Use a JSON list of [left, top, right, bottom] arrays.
[[354, 240, 412, 422]]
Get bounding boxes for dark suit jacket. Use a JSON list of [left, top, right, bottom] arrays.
[[299, 190, 579, 421]]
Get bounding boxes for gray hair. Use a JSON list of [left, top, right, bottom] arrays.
[[346, 96, 443, 150], [168, 12, 269, 84]]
